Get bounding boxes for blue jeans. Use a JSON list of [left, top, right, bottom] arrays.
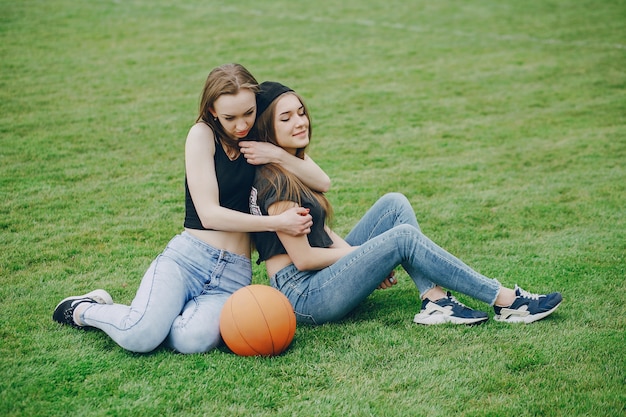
[[270, 193, 501, 325], [80, 232, 251, 353]]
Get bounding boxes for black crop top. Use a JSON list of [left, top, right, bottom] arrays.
[[184, 137, 256, 230], [250, 169, 333, 264]]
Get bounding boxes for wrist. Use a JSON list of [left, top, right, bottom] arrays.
[[272, 148, 289, 165], [267, 213, 282, 233]]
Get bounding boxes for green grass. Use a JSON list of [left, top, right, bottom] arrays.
[[1, 0, 625, 416]]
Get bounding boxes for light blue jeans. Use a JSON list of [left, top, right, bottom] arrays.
[[270, 193, 501, 325], [81, 231, 251, 353]]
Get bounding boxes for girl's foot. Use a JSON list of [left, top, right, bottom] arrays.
[[414, 292, 489, 325], [494, 285, 562, 323], [52, 289, 113, 329]]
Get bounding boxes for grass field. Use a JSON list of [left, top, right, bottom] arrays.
[[1, 1, 625, 416]]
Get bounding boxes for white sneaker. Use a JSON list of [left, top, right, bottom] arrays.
[[52, 289, 113, 328], [493, 285, 562, 324], [414, 292, 488, 325]]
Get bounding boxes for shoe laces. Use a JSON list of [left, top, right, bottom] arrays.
[[447, 294, 468, 308], [517, 286, 540, 300]]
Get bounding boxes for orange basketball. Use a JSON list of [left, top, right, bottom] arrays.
[[220, 285, 296, 356]]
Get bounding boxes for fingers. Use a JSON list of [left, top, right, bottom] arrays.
[[377, 271, 398, 290], [239, 141, 276, 166], [286, 207, 312, 235], [238, 141, 251, 154], [378, 279, 392, 290], [299, 208, 312, 233], [378, 280, 391, 290], [299, 215, 313, 234], [295, 207, 311, 216], [239, 141, 258, 163]]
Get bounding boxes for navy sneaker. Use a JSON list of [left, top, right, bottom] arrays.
[[414, 292, 489, 325], [494, 285, 562, 324], [52, 289, 113, 329]]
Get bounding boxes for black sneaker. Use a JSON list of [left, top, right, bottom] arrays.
[[52, 289, 113, 329], [413, 292, 489, 325], [494, 285, 562, 324]]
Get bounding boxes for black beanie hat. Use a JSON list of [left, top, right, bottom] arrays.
[[256, 81, 293, 118]]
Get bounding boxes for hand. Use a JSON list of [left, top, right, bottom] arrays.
[[377, 270, 398, 290], [276, 207, 312, 236], [239, 141, 282, 165]]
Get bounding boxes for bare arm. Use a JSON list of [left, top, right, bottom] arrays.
[[185, 124, 312, 235], [268, 201, 357, 271], [325, 227, 351, 249], [239, 141, 331, 192]]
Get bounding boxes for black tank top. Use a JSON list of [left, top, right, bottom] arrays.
[[250, 170, 333, 264], [184, 137, 255, 230]]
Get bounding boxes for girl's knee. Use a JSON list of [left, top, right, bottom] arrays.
[[115, 327, 169, 353], [392, 224, 424, 248], [382, 192, 408, 204], [167, 322, 221, 354], [170, 335, 221, 354], [384, 192, 421, 230], [382, 192, 412, 211]]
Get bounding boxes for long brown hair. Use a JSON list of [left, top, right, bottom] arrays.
[[255, 92, 333, 222], [196, 63, 259, 149]]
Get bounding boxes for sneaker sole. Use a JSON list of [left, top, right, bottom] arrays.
[[54, 289, 114, 311], [494, 302, 561, 324], [413, 314, 488, 325]]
